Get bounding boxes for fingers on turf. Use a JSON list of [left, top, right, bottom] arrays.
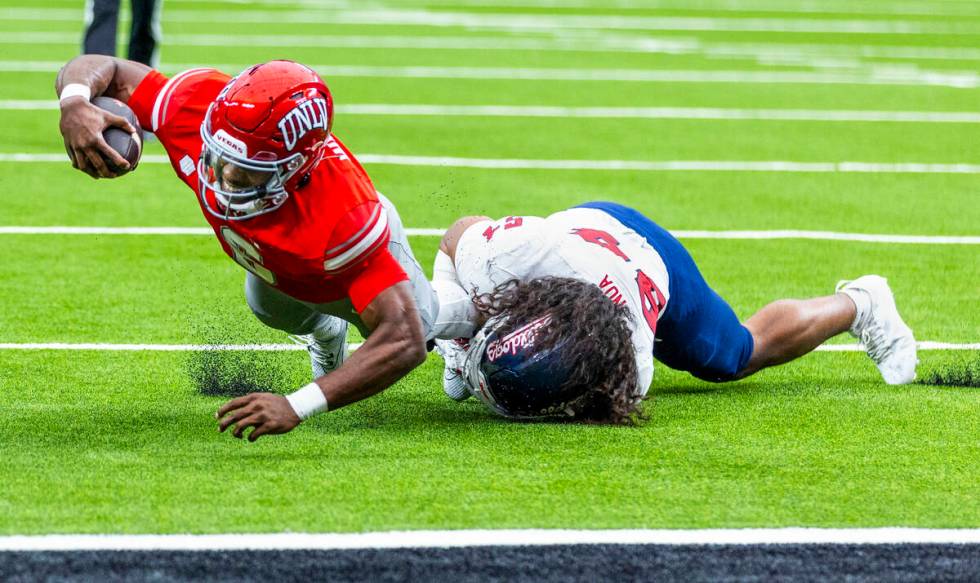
[[217, 394, 254, 418]]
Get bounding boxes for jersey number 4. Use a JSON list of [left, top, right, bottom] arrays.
[[575, 227, 664, 334], [220, 227, 277, 285]]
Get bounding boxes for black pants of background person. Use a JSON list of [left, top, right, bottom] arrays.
[[83, 0, 160, 66]]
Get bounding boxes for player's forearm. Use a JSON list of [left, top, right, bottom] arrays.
[[55, 56, 117, 99], [315, 319, 427, 410], [55, 55, 150, 103], [431, 280, 478, 339]]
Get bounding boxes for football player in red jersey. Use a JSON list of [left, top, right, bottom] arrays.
[[56, 56, 440, 440]]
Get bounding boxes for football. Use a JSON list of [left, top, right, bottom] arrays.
[[92, 96, 143, 174]]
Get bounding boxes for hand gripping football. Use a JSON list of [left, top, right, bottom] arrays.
[[92, 96, 143, 174]]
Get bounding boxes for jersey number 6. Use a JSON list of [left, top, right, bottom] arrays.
[[220, 227, 277, 285]]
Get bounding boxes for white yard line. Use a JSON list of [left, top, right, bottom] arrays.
[[1, 528, 979, 551], [7, 100, 980, 124], [141, 0, 980, 18], [0, 32, 707, 54], [2, 8, 978, 35], [0, 226, 444, 236], [9, 0, 980, 18], [2, 153, 979, 175], [665, 231, 980, 244], [0, 343, 309, 352], [0, 227, 977, 244], [335, 157, 980, 174], [4, 32, 980, 64], [143, 10, 980, 36], [819, 342, 980, 352], [3, 61, 978, 88], [0, 342, 975, 352], [699, 42, 980, 63], [341, 105, 980, 123], [338, 0, 980, 18], [0, 227, 214, 235]]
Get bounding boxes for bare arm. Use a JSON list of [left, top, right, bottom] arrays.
[[216, 282, 428, 441], [439, 215, 491, 262], [56, 55, 151, 178], [55, 54, 152, 103], [315, 281, 428, 409]]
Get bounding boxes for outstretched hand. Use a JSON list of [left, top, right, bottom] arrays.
[[216, 393, 302, 442], [59, 97, 137, 179]]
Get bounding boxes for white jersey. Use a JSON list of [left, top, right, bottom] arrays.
[[453, 208, 670, 394]]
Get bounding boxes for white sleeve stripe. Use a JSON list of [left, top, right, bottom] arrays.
[[325, 204, 381, 257], [323, 225, 389, 274], [323, 210, 389, 272], [150, 68, 210, 132]]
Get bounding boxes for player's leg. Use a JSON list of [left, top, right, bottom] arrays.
[[127, 0, 161, 67], [244, 273, 349, 378], [82, 0, 120, 56], [575, 201, 916, 384], [742, 275, 916, 383], [739, 295, 855, 376]]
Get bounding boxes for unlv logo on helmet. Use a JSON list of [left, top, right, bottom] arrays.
[[278, 98, 329, 152]]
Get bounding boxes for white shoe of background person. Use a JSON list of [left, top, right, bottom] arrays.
[[290, 319, 349, 380], [435, 338, 472, 401], [836, 275, 918, 384]]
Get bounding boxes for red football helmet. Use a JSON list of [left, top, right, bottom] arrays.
[[198, 60, 334, 220]]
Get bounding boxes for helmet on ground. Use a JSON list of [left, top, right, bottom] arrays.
[[198, 60, 333, 220], [463, 314, 584, 419]]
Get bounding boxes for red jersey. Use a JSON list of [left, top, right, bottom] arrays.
[[128, 68, 408, 311]]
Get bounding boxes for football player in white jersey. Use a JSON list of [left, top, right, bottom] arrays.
[[429, 202, 917, 424]]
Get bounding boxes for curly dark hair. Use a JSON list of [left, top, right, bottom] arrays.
[[473, 276, 645, 425]]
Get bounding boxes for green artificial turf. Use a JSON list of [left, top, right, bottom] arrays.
[[0, 350, 978, 534], [0, 235, 977, 344], [0, 0, 978, 534]]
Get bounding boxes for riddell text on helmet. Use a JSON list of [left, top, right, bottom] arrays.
[[486, 315, 553, 362], [278, 98, 329, 151]]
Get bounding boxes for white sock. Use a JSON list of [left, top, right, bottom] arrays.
[[312, 317, 349, 344], [838, 288, 871, 334], [435, 339, 472, 402]]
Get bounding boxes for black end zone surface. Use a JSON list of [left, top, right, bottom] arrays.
[[2, 544, 978, 582]]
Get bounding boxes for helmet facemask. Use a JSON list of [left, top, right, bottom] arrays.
[[462, 322, 505, 415], [198, 109, 308, 221]]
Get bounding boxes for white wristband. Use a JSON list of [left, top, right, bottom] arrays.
[[285, 382, 328, 421], [59, 83, 92, 103]]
